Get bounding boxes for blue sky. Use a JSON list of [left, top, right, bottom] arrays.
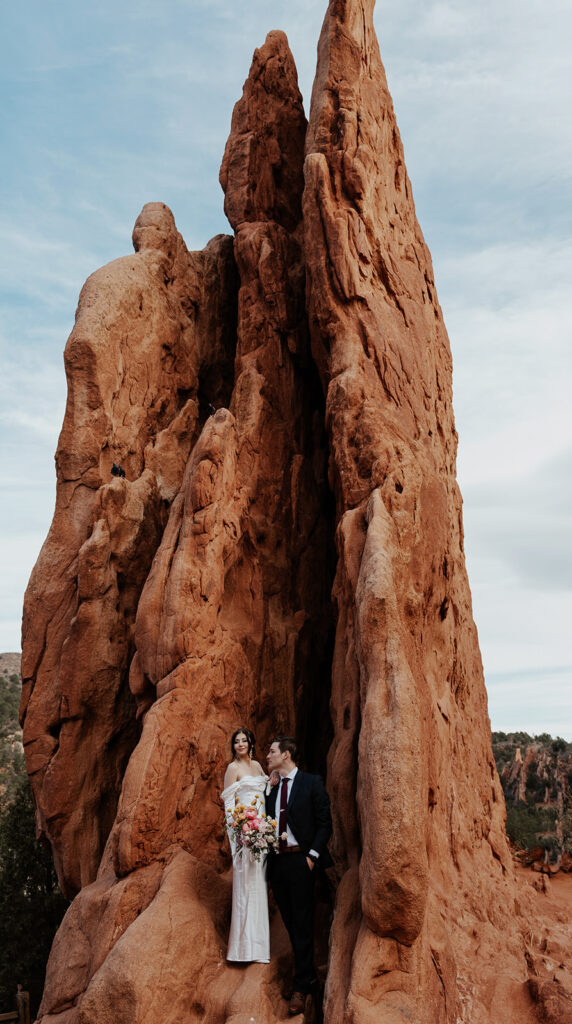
[[1, 0, 571, 737]]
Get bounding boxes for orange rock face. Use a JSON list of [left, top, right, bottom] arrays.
[[21, 203, 237, 895], [22, 5, 572, 1024]]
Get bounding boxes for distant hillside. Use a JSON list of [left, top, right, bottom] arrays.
[[0, 653, 21, 679], [492, 731, 572, 871], [0, 653, 23, 806]]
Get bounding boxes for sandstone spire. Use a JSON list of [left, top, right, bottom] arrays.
[[303, 1, 517, 1018], [21, 4, 572, 1024], [21, 202, 237, 894]]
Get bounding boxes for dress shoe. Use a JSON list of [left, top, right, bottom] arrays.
[[288, 990, 306, 1015]]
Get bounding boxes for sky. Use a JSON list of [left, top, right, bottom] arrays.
[[1, 0, 571, 738]]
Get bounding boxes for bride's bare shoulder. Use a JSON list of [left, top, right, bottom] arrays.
[[251, 760, 266, 777], [223, 762, 240, 788]]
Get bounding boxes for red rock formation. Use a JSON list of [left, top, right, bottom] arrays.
[[302, 2, 526, 1019], [27, 31, 334, 1024], [21, 205, 237, 894], [21, 4, 572, 1024], [108, 29, 333, 887]]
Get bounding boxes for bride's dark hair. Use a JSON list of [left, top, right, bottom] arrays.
[[230, 727, 256, 760]]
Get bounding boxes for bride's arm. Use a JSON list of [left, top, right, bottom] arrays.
[[223, 762, 239, 789], [222, 764, 238, 856]]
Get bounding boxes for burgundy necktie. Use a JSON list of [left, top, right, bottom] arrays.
[[279, 777, 289, 852]]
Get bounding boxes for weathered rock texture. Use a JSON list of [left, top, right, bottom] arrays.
[[22, 204, 238, 895], [21, 4, 572, 1024]]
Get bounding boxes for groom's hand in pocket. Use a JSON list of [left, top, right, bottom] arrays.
[[306, 857, 315, 871]]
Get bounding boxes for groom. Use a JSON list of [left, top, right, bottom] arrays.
[[266, 736, 332, 1016]]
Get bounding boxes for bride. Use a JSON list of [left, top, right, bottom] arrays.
[[221, 727, 272, 963]]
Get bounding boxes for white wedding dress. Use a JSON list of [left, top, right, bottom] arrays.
[[221, 774, 270, 963]]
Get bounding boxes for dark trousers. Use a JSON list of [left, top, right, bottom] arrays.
[[269, 851, 316, 993]]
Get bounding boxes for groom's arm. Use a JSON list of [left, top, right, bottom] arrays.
[[309, 775, 332, 857], [265, 788, 277, 817]]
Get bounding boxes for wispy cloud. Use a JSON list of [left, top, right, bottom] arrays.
[[487, 666, 572, 738], [377, 0, 572, 254], [0, 0, 570, 739], [0, 531, 51, 651], [464, 448, 572, 590], [439, 238, 572, 485]]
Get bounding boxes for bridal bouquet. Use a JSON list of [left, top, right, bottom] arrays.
[[226, 802, 278, 861]]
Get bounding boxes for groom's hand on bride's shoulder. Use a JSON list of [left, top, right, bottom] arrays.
[[269, 770, 280, 787]]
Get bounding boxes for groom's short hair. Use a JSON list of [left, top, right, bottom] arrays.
[[273, 735, 298, 763]]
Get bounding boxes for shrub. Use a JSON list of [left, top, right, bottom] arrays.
[[506, 803, 544, 849]]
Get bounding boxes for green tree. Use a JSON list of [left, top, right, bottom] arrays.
[[512, 731, 533, 746], [0, 766, 68, 1014], [506, 804, 539, 849], [562, 810, 572, 854], [0, 676, 20, 740]]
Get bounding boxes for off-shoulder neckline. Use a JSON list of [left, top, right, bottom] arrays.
[[221, 774, 268, 799]]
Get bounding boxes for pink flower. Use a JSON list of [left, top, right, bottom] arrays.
[[242, 822, 251, 834], [245, 809, 257, 819], [251, 818, 261, 828]]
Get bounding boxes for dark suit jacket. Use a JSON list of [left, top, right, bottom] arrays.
[[266, 769, 333, 868]]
